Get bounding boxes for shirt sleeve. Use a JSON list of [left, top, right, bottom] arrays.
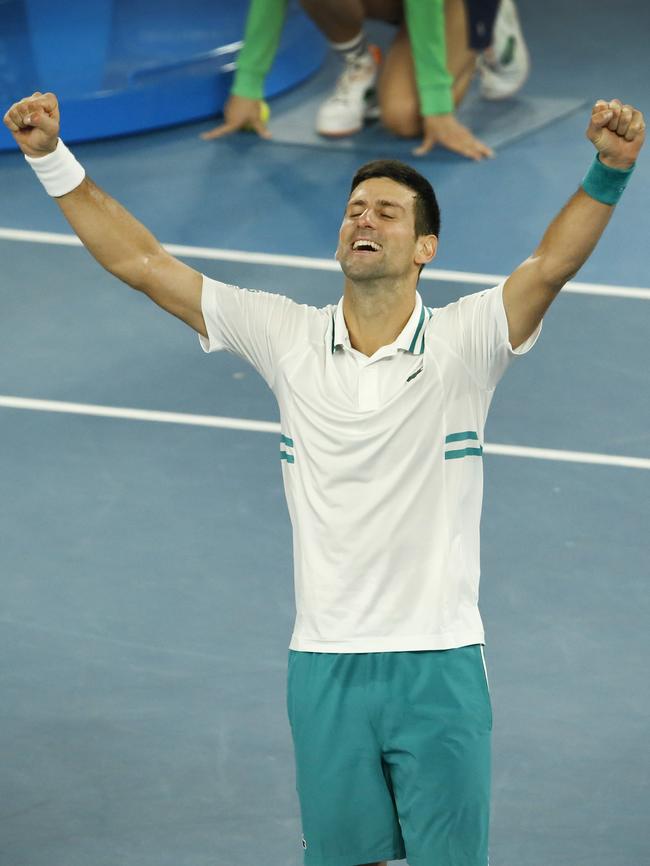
[[231, 0, 288, 100], [440, 282, 542, 390], [198, 275, 312, 389], [404, 0, 454, 116]]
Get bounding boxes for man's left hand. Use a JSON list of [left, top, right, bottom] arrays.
[[587, 99, 645, 169]]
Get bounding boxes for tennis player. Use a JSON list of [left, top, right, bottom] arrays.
[[4, 93, 644, 866]]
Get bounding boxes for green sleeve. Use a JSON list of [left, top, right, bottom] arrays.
[[404, 0, 454, 116], [231, 0, 289, 100]]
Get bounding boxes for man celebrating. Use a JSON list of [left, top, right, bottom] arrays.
[[3, 93, 644, 866]]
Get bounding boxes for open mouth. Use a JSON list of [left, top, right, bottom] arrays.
[[351, 239, 382, 253]]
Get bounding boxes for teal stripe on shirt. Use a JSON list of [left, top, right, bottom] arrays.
[[445, 431, 479, 443], [408, 304, 426, 353], [445, 446, 483, 460]]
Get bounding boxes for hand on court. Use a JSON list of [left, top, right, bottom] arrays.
[[200, 94, 272, 141], [587, 99, 645, 169], [414, 113, 494, 160], [3, 91, 60, 158]]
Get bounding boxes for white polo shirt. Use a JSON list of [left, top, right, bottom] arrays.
[[199, 275, 540, 653]]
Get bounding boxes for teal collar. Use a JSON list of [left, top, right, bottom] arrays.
[[331, 292, 431, 356]]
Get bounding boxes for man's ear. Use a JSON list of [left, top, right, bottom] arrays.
[[415, 234, 438, 266]]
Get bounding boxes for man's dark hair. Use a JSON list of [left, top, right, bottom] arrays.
[[349, 159, 441, 238]]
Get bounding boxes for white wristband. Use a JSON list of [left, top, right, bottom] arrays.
[[25, 138, 86, 197]]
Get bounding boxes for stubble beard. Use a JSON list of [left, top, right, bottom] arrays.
[[338, 251, 400, 290]]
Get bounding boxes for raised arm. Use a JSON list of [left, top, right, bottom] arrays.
[[503, 98, 645, 349], [3, 92, 207, 337]]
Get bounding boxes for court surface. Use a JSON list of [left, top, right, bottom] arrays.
[[0, 1, 648, 865]]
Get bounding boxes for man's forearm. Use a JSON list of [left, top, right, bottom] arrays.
[[531, 186, 616, 290], [56, 175, 166, 291], [533, 147, 637, 289]]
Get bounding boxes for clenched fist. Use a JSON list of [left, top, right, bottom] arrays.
[[587, 99, 645, 169], [3, 91, 61, 158]]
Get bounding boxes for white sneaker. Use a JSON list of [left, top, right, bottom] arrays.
[[316, 45, 381, 137], [477, 0, 530, 100]]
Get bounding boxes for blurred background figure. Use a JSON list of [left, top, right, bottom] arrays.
[[477, 0, 530, 100], [202, 0, 530, 160]]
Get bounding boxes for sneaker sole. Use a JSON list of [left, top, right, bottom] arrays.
[[316, 126, 363, 138], [480, 65, 529, 101]]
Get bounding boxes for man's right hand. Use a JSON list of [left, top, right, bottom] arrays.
[[3, 91, 60, 157], [200, 94, 271, 141]]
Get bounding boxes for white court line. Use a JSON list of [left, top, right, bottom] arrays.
[[1, 227, 649, 300], [1, 395, 648, 471], [0, 395, 279, 434]]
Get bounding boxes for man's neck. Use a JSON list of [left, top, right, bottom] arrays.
[[342, 278, 417, 357]]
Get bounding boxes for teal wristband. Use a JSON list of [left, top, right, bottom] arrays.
[[581, 155, 635, 205]]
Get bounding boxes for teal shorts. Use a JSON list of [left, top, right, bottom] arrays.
[[287, 645, 492, 866]]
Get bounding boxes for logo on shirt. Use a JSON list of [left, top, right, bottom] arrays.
[[406, 366, 423, 383]]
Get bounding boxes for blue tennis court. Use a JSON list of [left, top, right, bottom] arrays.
[[0, 1, 648, 864]]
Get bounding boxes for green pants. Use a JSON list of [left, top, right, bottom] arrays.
[[287, 645, 492, 866]]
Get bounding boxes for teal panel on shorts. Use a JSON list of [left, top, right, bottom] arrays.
[[286, 645, 492, 866]]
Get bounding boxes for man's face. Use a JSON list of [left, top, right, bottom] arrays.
[[336, 176, 428, 283]]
